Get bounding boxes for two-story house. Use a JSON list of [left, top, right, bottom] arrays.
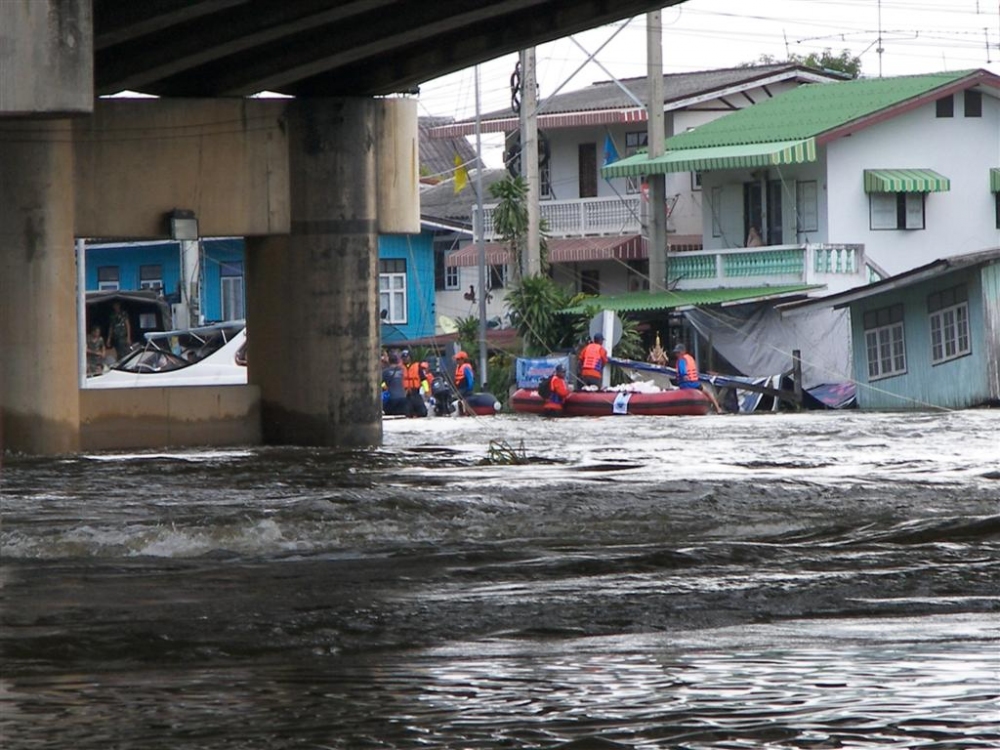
[[432, 63, 846, 308], [598, 69, 999, 392]]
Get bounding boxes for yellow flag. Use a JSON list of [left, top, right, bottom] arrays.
[[454, 154, 469, 194]]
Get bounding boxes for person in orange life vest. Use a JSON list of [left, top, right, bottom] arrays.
[[672, 343, 722, 413], [400, 349, 428, 418], [454, 351, 475, 396], [543, 363, 571, 415], [578, 333, 609, 388]]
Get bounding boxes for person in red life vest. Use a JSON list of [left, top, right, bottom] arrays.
[[543, 363, 571, 415], [672, 343, 722, 413], [454, 351, 475, 397], [578, 333, 609, 388], [400, 349, 428, 417]]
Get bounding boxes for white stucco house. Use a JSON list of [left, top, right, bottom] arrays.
[[604, 68, 1000, 288], [428, 62, 846, 312]]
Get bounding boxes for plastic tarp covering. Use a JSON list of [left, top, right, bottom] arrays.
[[684, 304, 851, 390]]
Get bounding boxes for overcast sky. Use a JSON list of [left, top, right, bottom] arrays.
[[416, 0, 999, 167]]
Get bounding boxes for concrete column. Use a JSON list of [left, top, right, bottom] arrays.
[[246, 99, 382, 448], [0, 120, 81, 454]]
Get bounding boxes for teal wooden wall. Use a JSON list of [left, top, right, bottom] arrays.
[[378, 231, 436, 343], [850, 263, 999, 409]]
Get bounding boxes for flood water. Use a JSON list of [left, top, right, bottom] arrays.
[[2, 410, 999, 749]]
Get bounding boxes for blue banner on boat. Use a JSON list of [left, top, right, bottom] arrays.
[[516, 357, 571, 389]]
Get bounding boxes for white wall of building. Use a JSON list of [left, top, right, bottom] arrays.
[[826, 92, 1000, 275]]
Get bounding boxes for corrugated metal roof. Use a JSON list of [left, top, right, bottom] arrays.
[[419, 168, 508, 223], [561, 285, 821, 314], [419, 116, 476, 179], [863, 168, 950, 193], [661, 70, 981, 149], [431, 64, 847, 137], [479, 63, 842, 119]]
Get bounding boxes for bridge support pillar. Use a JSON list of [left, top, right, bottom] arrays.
[[0, 120, 81, 454], [246, 99, 382, 448]]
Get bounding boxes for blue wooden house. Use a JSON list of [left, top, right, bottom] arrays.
[[785, 248, 1000, 410], [85, 231, 438, 342], [377, 230, 438, 343], [85, 238, 246, 323]]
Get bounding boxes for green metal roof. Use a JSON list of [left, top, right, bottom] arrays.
[[602, 138, 816, 178], [601, 70, 986, 179], [991, 168, 1000, 192], [864, 168, 951, 193], [561, 285, 821, 314]]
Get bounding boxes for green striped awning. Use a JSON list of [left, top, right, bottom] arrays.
[[863, 168, 950, 193], [991, 168, 1000, 192], [601, 138, 816, 178]]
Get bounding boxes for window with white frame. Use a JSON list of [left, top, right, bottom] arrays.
[[434, 241, 461, 291], [379, 258, 407, 324], [863, 304, 906, 380], [928, 285, 970, 364], [870, 192, 925, 230], [796, 180, 818, 233], [540, 160, 553, 199], [624, 131, 648, 194], [139, 264, 163, 293], [97, 266, 120, 291], [220, 261, 245, 321]]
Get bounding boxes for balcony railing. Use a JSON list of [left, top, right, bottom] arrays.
[[669, 243, 870, 294], [476, 195, 643, 239]]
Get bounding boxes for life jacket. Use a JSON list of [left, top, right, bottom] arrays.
[[579, 342, 606, 377], [402, 362, 423, 391], [543, 375, 569, 412], [678, 353, 699, 385], [455, 362, 474, 393]]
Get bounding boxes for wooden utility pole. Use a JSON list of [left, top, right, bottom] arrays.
[[646, 11, 667, 293], [521, 47, 541, 277]]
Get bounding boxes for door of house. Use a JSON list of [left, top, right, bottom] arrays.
[[578, 143, 597, 198], [743, 179, 783, 245]]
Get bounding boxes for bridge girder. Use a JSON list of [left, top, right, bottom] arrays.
[[94, 0, 689, 97]]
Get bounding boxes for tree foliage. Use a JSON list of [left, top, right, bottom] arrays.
[[504, 274, 575, 356], [743, 49, 862, 79], [488, 175, 529, 280]]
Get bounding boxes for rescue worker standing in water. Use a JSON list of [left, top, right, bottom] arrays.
[[400, 349, 428, 418], [578, 333, 609, 388]]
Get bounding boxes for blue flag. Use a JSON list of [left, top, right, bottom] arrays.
[[603, 133, 620, 166]]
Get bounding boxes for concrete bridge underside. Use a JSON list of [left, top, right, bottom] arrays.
[[0, 0, 686, 455]]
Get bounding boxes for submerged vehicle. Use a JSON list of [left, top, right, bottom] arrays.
[[86, 321, 247, 388]]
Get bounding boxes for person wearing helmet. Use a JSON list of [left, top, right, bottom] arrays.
[[578, 333, 609, 388], [672, 342, 722, 413], [454, 351, 475, 397], [542, 363, 571, 415], [400, 349, 428, 417]]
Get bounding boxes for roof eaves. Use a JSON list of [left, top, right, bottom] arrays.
[[779, 247, 1000, 315]]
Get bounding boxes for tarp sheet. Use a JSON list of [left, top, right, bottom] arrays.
[[684, 304, 851, 390]]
